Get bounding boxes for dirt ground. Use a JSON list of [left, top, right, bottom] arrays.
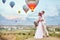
[[26, 37, 60, 40], [1, 34, 16, 40]]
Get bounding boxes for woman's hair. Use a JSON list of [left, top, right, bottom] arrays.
[[38, 13, 42, 16], [38, 11, 45, 16], [34, 21, 38, 27]]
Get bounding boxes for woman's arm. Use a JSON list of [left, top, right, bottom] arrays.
[[35, 17, 40, 23], [37, 16, 44, 22]]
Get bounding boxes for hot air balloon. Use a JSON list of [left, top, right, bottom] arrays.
[[23, 5, 29, 13], [25, 0, 39, 12], [9, 1, 15, 8], [2, 0, 6, 4], [18, 10, 21, 14], [15, 20, 17, 23]]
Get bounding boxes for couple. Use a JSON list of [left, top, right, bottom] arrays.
[[34, 11, 49, 39]]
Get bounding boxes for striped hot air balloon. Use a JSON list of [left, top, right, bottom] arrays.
[[25, 0, 39, 12], [23, 5, 29, 13]]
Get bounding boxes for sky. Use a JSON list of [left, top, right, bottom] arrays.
[[0, 0, 60, 25]]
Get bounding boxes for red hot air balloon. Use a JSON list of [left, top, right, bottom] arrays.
[[25, 0, 39, 12], [23, 5, 29, 13]]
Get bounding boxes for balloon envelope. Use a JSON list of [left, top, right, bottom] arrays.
[[23, 5, 29, 13], [18, 10, 20, 14], [2, 0, 6, 4], [15, 20, 17, 23], [9, 1, 15, 8], [25, 0, 39, 12]]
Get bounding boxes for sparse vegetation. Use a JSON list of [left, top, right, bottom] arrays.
[[55, 28, 60, 31], [0, 25, 60, 40]]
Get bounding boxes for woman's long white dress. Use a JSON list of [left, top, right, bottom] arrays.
[[34, 20, 43, 39]]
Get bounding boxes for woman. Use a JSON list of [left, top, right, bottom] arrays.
[[34, 12, 44, 39]]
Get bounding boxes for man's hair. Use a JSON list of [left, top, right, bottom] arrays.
[[42, 11, 45, 13]]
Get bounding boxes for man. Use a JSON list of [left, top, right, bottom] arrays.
[[40, 11, 49, 37]]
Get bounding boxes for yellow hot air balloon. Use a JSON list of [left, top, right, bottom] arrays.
[[18, 10, 21, 14]]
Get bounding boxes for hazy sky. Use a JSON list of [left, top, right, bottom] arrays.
[[0, 0, 60, 25]]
